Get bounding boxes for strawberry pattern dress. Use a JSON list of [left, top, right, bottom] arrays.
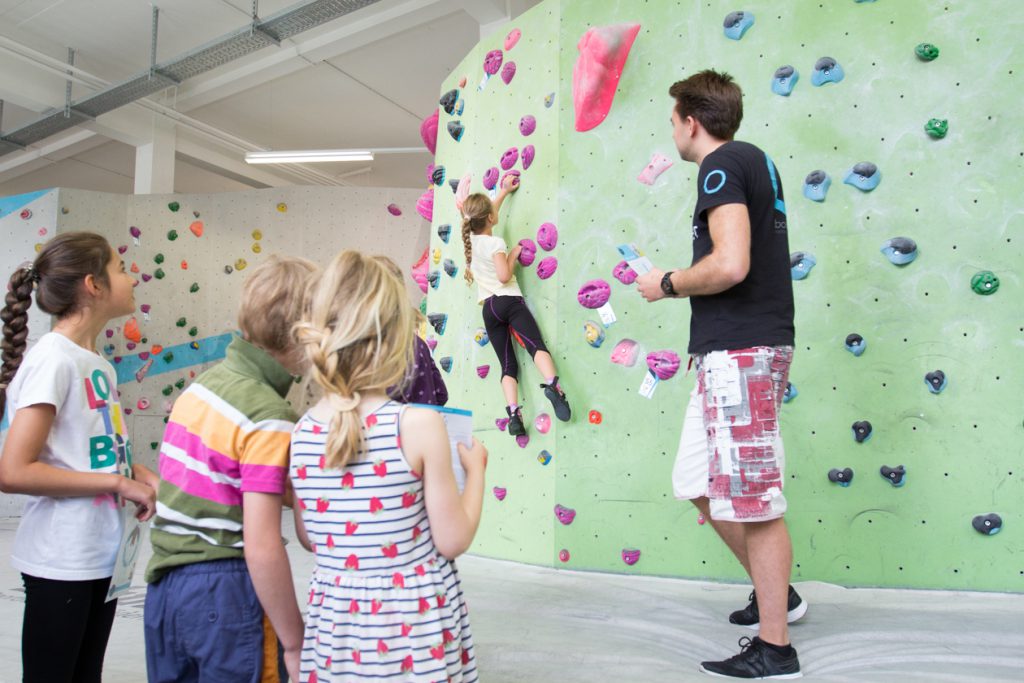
[[290, 401, 478, 682]]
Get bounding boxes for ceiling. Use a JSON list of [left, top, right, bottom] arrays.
[[0, 0, 542, 196]]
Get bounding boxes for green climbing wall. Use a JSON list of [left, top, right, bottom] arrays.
[[426, 0, 1023, 592]]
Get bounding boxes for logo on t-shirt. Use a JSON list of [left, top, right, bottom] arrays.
[[84, 369, 132, 473], [703, 169, 727, 195], [692, 224, 699, 241]]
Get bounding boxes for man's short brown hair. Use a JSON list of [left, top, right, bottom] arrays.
[[237, 254, 317, 353], [669, 70, 743, 140]]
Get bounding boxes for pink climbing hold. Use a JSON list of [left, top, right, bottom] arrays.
[[613, 260, 638, 284], [505, 28, 521, 51], [536, 256, 558, 280], [484, 50, 503, 76], [495, 417, 510, 431], [500, 170, 520, 189], [621, 549, 641, 566], [500, 147, 519, 170], [572, 23, 642, 132], [387, 203, 402, 216], [476, 365, 490, 379], [518, 238, 537, 266], [577, 279, 611, 309], [558, 548, 570, 562], [420, 108, 439, 155], [411, 247, 429, 294], [117, 245, 128, 255], [637, 152, 674, 185], [425, 336, 438, 352], [454, 173, 471, 212], [611, 339, 640, 367], [501, 61, 516, 85], [415, 188, 434, 222], [522, 144, 536, 170], [519, 115, 536, 136], [516, 434, 529, 448], [646, 350, 681, 380], [483, 167, 500, 190], [554, 504, 576, 525], [537, 222, 557, 251], [493, 487, 507, 501], [534, 413, 551, 434]]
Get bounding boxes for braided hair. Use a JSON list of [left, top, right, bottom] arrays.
[[461, 193, 494, 285]]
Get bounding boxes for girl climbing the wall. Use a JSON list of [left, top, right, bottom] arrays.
[[290, 250, 486, 681], [462, 175, 571, 437], [0, 231, 159, 682]]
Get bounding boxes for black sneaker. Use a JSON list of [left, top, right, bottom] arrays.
[[729, 586, 807, 629], [700, 636, 801, 679], [506, 406, 526, 437], [539, 377, 571, 422]]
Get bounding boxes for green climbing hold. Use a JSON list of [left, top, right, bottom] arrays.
[[163, 352, 174, 363], [141, 337, 148, 345], [176, 317, 187, 327], [419, 298, 427, 315], [168, 201, 180, 212], [188, 326, 198, 337], [971, 270, 999, 295], [915, 43, 939, 61], [154, 268, 165, 279], [161, 385, 173, 396], [175, 378, 186, 390], [168, 230, 178, 241], [924, 118, 948, 139], [150, 442, 159, 450], [189, 282, 199, 293], [154, 253, 165, 264]]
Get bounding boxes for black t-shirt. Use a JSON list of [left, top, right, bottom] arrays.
[[687, 140, 795, 354]]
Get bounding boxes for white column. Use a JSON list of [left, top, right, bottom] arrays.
[[133, 114, 176, 194]]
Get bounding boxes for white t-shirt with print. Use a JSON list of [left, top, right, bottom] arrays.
[[470, 234, 524, 303], [4, 332, 131, 580]]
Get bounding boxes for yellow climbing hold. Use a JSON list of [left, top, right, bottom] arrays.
[[276, 203, 287, 213], [235, 258, 248, 271], [252, 243, 262, 254], [252, 229, 263, 241], [432, 248, 441, 265]]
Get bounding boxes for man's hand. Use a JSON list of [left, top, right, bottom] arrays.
[[637, 268, 667, 302]]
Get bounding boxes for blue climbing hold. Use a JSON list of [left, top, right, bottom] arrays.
[[723, 11, 754, 40], [828, 467, 854, 487], [437, 224, 451, 244], [439, 356, 453, 373], [783, 382, 798, 403], [790, 252, 817, 280], [880, 465, 906, 487], [924, 370, 947, 394], [881, 237, 918, 265], [771, 65, 799, 96], [852, 420, 872, 443], [811, 56, 845, 86], [802, 170, 831, 202], [844, 161, 881, 192], [845, 333, 866, 356]]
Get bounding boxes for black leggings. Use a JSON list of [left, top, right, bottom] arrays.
[[21, 573, 117, 683], [482, 295, 549, 381]]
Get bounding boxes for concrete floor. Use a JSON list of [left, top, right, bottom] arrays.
[[0, 515, 1021, 682]]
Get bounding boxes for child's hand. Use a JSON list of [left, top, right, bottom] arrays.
[[510, 244, 523, 261], [501, 174, 520, 193], [118, 476, 157, 521], [457, 438, 488, 474]]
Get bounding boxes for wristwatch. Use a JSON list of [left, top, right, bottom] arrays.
[[660, 271, 677, 297]]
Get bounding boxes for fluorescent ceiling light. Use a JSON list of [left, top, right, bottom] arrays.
[[246, 150, 374, 164]]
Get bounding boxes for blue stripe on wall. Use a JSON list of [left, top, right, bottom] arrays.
[[113, 332, 235, 385], [0, 189, 53, 219]]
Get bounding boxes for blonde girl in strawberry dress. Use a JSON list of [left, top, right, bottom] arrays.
[[290, 250, 487, 682]]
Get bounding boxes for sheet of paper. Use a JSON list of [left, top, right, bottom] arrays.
[[616, 243, 654, 275], [597, 302, 617, 326], [411, 404, 472, 493]]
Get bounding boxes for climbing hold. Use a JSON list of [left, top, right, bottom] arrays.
[[536, 222, 558, 251], [554, 504, 576, 525], [535, 413, 551, 434], [162, 385, 173, 397], [588, 410, 602, 424], [577, 279, 611, 309], [621, 549, 641, 566], [637, 153, 673, 185], [454, 173, 471, 212], [483, 167, 499, 190], [505, 28, 521, 51], [802, 170, 831, 202], [790, 252, 817, 280], [613, 260, 638, 285], [105, 329, 114, 339], [925, 118, 949, 139], [697, 514, 706, 525], [924, 370, 947, 394], [19, 208, 31, 220], [501, 170, 520, 190], [443, 258, 458, 278], [500, 147, 519, 170], [537, 450, 552, 466], [516, 434, 529, 449], [188, 327, 198, 338], [501, 61, 516, 85], [154, 253, 165, 265], [476, 365, 490, 379], [251, 229, 262, 241], [429, 165, 446, 186], [583, 320, 606, 348], [174, 378, 186, 390], [558, 549, 570, 562], [972, 513, 1002, 536], [137, 398, 151, 411], [844, 162, 882, 192], [519, 115, 536, 136], [416, 188, 434, 222], [783, 382, 798, 403], [723, 11, 754, 40], [424, 335, 437, 352], [189, 221, 204, 238], [420, 109, 439, 155], [852, 420, 873, 443], [426, 271, 440, 290], [117, 245, 128, 255], [880, 465, 906, 487], [167, 230, 180, 242], [518, 238, 537, 266], [176, 317, 187, 327], [140, 273, 152, 282], [610, 339, 639, 367], [845, 333, 866, 356], [447, 120, 465, 142], [970, 270, 999, 295], [181, 260, 189, 270], [828, 468, 854, 487], [915, 43, 940, 61], [163, 352, 174, 363], [880, 237, 918, 266], [492, 487, 507, 501], [130, 226, 142, 240], [276, 202, 287, 213], [437, 224, 451, 243], [189, 342, 199, 351], [483, 49, 503, 77], [811, 56, 845, 86], [439, 88, 459, 115], [646, 350, 681, 380], [126, 342, 137, 351], [522, 145, 535, 170], [124, 318, 142, 343], [168, 201, 180, 212], [427, 313, 448, 335], [439, 356, 453, 373], [472, 329, 489, 347], [572, 23, 642, 132], [536, 256, 557, 280], [103, 343, 115, 356], [129, 262, 140, 274], [189, 282, 200, 293], [387, 203, 402, 216], [771, 65, 799, 96], [431, 248, 441, 266], [544, 92, 555, 108]]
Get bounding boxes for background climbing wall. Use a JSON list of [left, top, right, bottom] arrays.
[[0, 185, 429, 497], [428, 0, 1023, 591]]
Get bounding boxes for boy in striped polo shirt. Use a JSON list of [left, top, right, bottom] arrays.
[[144, 255, 317, 683]]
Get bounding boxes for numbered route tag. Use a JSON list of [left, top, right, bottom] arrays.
[[639, 369, 660, 399], [597, 302, 616, 326]]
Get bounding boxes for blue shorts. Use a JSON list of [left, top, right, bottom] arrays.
[[144, 558, 281, 683]]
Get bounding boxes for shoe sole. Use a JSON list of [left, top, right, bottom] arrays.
[[739, 600, 808, 631], [544, 389, 571, 422], [699, 665, 802, 680]]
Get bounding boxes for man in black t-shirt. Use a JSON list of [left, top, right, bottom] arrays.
[[636, 70, 804, 679]]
